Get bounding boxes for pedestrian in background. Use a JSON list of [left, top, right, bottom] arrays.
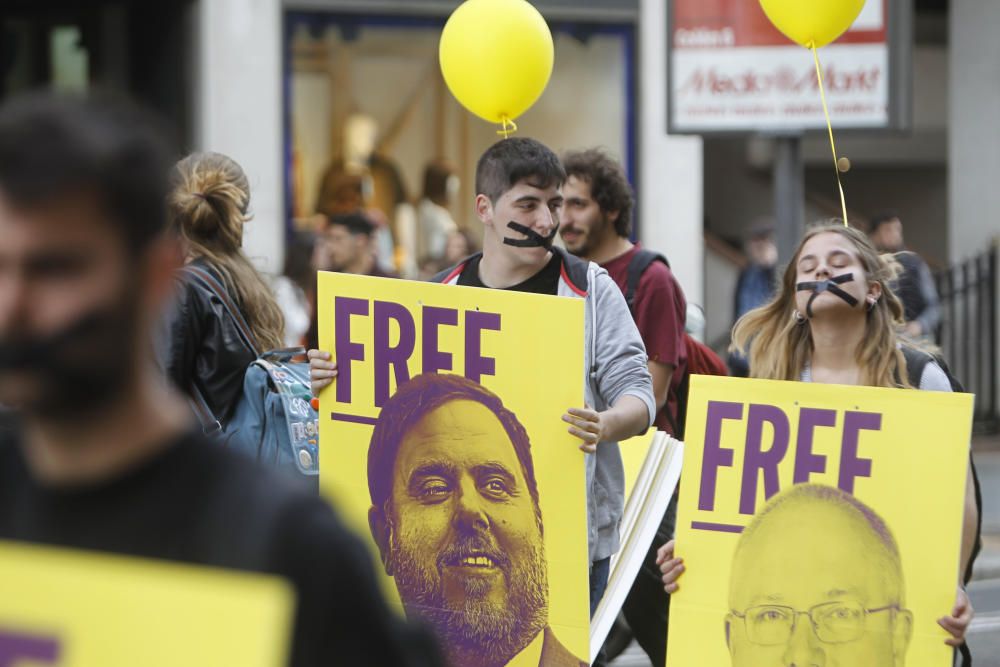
[[558, 147, 688, 667], [163, 152, 285, 424], [271, 230, 316, 347], [306, 211, 397, 348], [869, 210, 941, 341], [317, 211, 398, 279], [729, 220, 778, 377]]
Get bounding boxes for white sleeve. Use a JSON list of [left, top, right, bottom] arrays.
[[919, 361, 953, 392]]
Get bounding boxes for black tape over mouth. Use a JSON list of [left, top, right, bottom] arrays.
[[502, 221, 558, 249], [795, 273, 859, 318], [0, 310, 109, 372]]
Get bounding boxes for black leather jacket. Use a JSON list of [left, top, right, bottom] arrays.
[[161, 261, 256, 423]]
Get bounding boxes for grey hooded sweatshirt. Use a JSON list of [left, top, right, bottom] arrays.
[[436, 248, 656, 562]]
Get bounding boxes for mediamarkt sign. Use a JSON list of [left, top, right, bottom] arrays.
[[669, 0, 896, 133]]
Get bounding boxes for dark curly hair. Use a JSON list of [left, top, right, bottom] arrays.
[[475, 137, 565, 204], [562, 148, 634, 238], [0, 91, 174, 254]]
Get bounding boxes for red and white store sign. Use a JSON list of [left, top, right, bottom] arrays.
[[669, 0, 890, 133]]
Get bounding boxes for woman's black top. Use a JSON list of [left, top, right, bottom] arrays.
[[161, 259, 256, 423]]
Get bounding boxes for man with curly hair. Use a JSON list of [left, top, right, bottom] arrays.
[[560, 148, 690, 666]]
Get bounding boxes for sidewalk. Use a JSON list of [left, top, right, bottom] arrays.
[[976, 535, 1000, 581], [973, 442, 1000, 581], [974, 432, 1000, 454]]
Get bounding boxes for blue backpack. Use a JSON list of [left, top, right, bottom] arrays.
[[182, 266, 319, 480]]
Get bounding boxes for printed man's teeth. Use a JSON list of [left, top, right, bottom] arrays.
[[461, 556, 494, 567]]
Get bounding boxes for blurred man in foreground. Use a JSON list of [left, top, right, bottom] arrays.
[[0, 91, 439, 667]]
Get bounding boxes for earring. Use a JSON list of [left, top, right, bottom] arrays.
[[793, 310, 806, 324], [866, 296, 878, 311]]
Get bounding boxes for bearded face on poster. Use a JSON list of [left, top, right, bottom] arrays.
[[366, 372, 586, 667]]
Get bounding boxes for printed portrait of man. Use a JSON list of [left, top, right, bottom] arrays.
[[367, 372, 586, 667], [726, 483, 913, 667]]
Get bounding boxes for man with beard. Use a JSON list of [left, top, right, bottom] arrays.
[[559, 148, 688, 666], [0, 92, 440, 667], [312, 138, 655, 627], [367, 372, 587, 667], [306, 212, 396, 349], [319, 212, 397, 278]]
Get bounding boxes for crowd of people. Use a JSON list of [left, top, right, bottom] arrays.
[[0, 88, 976, 667]]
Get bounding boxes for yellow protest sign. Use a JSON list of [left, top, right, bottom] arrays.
[[0, 540, 292, 666], [317, 272, 589, 666], [667, 375, 973, 667]]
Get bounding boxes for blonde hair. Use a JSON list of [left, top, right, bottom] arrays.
[[168, 152, 285, 351], [731, 222, 916, 388]]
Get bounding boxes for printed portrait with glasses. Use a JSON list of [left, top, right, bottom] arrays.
[[726, 483, 913, 667]]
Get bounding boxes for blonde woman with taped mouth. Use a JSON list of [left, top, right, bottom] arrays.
[[656, 221, 979, 665]]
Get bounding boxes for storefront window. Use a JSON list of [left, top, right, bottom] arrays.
[[285, 12, 635, 278]]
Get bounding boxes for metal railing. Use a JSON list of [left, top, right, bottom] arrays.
[[935, 244, 999, 434]]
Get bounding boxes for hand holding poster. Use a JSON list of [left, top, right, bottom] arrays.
[[317, 272, 589, 667], [666, 375, 973, 667]]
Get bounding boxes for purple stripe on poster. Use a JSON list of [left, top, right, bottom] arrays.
[[0, 630, 61, 664], [330, 412, 379, 426], [691, 521, 745, 534]]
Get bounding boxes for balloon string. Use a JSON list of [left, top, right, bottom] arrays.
[[497, 116, 518, 139], [810, 42, 848, 227]]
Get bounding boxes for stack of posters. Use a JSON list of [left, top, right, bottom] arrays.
[[590, 430, 683, 663], [667, 375, 974, 667]]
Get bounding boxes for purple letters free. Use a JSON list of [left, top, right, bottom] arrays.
[[698, 400, 882, 518], [334, 297, 502, 407]]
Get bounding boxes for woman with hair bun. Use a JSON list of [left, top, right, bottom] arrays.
[[163, 152, 285, 424]]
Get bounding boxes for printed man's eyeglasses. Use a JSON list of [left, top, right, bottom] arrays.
[[730, 601, 900, 645]]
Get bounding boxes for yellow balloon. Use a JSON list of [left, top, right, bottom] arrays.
[[439, 0, 554, 125], [759, 0, 866, 48]]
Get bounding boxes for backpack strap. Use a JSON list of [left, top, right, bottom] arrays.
[[619, 249, 681, 434], [431, 253, 478, 285], [624, 249, 669, 313], [899, 346, 930, 388], [182, 265, 261, 357], [899, 345, 980, 595], [188, 383, 223, 435], [550, 247, 590, 295], [899, 344, 965, 392]]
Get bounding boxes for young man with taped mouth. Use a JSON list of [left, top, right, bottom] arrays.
[[310, 137, 656, 622], [367, 373, 587, 667]]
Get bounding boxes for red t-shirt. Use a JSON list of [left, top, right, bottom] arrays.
[[601, 245, 688, 434]]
